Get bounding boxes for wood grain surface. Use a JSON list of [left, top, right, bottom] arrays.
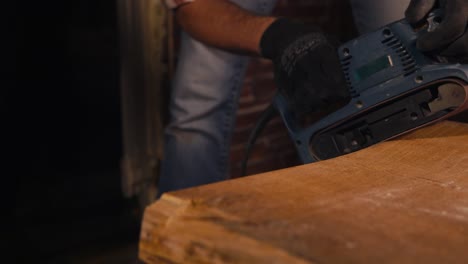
[[140, 121, 468, 264]]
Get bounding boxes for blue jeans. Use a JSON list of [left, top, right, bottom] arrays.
[[158, 0, 410, 195], [158, 0, 279, 195]]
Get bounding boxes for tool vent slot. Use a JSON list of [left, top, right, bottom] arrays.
[[381, 35, 417, 76], [340, 56, 360, 98]]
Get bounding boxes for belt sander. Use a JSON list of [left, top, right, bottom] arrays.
[[242, 11, 468, 173]]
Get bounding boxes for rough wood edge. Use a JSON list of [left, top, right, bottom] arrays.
[[139, 193, 312, 264]]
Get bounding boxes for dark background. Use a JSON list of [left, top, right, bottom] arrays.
[[15, 1, 141, 262]]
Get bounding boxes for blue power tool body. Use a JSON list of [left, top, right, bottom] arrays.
[[273, 13, 468, 164]]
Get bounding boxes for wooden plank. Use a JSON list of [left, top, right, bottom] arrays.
[[139, 121, 468, 264]]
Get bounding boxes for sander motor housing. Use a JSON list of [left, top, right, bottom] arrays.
[[274, 13, 468, 163]]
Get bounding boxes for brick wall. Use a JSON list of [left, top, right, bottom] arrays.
[[229, 0, 358, 178]]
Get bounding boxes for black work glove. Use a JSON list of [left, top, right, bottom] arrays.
[[405, 0, 468, 62], [260, 18, 350, 116]]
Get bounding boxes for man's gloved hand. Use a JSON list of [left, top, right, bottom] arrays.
[[259, 18, 350, 116], [405, 0, 468, 62]]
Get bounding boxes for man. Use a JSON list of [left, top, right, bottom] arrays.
[[159, 0, 468, 195]]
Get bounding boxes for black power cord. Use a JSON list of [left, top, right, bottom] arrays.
[[240, 103, 277, 177]]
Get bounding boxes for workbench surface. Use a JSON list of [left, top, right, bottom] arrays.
[[140, 121, 468, 264]]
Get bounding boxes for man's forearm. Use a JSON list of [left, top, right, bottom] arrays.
[[175, 0, 277, 55]]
